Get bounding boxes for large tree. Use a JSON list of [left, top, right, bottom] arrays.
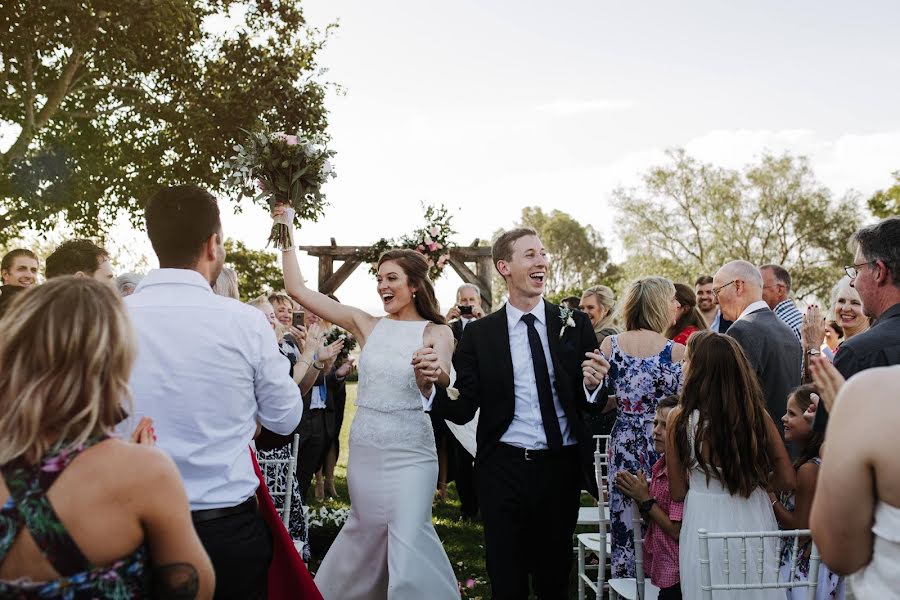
[[868, 171, 900, 219], [0, 0, 333, 243], [224, 238, 282, 302], [613, 149, 860, 300], [492, 207, 618, 298]]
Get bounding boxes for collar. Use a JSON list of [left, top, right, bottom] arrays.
[[736, 300, 770, 322], [773, 299, 798, 313], [506, 297, 546, 329], [874, 302, 900, 326], [652, 454, 668, 478], [134, 268, 214, 294]]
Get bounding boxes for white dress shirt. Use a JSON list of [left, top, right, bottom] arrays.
[[736, 300, 771, 322], [124, 269, 303, 510]]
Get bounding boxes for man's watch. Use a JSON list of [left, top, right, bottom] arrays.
[[638, 498, 656, 514]]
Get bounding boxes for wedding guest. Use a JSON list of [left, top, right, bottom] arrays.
[[810, 363, 900, 597], [560, 295, 581, 310], [614, 395, 683, 600], [814, 217, 900, 431], [1, 248, 39, 289], [772, 384, 844, 599], [0, 277, 214, 599], [761, 264, 804, 341], [45, 239, 115, 285], [116, 272, 144, 297], [822, 320, 843, 360], [666, 282, 707, 345], [427, 227, 610, 599], [668, 331, 795, 599], [600, 276, 684, 578], [579, 284, 619, 345], [714, 260, 802, 435], [126, 184, 303, 600], [211, 266, 240, 300], [829, 276, 870, 344], [695, 274, 731, 332]]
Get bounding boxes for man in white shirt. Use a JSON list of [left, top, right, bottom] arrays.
[[127, 184, 302, 600], [713, 260, 802, 437]]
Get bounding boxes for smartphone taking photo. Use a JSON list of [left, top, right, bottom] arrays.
[[292, 311, 305, 328]]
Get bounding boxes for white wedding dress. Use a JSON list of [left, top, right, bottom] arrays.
[[679, 410, 781, 599], [314, 318, 459, 599]]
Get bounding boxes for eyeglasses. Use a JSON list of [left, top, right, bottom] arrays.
[[711, 280, 736, 299], [844, 261, 876, 279]]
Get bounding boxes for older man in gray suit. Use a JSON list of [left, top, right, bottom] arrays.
[[712, 260, 802, 437]]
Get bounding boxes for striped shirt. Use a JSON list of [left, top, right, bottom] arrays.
[[774, 299, 803, 342]]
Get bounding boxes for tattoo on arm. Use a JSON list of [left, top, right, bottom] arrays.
[[152, 563, 200, 599]]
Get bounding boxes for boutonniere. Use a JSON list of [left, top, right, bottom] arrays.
[[559, 307, 576, 339]]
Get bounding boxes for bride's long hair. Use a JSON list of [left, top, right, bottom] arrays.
[[377, 249, 446, 326], [672, 330, 775, 498]]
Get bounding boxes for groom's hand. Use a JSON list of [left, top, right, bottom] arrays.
[[582, 351, 610, 392]]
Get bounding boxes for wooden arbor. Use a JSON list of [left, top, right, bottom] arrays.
[[299, 239, 496, 310]]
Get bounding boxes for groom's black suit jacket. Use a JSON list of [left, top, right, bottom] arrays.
[[431, 301, 605, 497]]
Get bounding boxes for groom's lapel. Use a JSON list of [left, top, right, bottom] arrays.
[[491, 306, 516, 404], [544, 301, 569, 399]]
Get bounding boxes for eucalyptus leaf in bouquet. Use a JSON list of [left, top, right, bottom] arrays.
[[225, 129, 336, 249]]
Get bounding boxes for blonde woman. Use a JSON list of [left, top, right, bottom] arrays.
[[580, 284, 619, 344], [0, 277, 213, 599], [600, 276, 685, 579]]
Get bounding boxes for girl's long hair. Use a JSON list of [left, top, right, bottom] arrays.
[[377, 249, 446, 326], [672, 330, 775, 498], [665, 282, 708, 339], [789, 384, 825, 469], [0, 277, 136, 464]]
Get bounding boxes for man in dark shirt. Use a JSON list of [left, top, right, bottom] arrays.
[[815, 217, 900, 431]]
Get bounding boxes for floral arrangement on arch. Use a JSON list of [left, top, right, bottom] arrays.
[[224, 129, 336, 248], [360, 203, 456, 280]]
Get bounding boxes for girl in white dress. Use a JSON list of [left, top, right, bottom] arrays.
[[666, 331, 795, 599], [276, 208, 459, 599]]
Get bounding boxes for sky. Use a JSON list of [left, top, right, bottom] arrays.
[[19, 1, 900, 313]]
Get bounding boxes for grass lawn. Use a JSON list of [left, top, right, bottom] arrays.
[[306, 383, 597, 599]]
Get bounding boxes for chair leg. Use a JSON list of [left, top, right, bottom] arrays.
[[577, 543, 586, 600]]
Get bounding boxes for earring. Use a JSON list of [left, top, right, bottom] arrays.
[[413, 292, 417, 298]]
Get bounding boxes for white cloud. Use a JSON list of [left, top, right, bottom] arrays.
[[537, 99, 633, 116]]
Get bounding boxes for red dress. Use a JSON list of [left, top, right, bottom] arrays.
[[672, 325, 699, 346], [250, 449, 323, 600]]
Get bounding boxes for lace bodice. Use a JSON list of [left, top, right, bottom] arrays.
[[350, 319, 435, 449]]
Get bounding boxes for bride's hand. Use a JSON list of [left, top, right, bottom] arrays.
[[271, 203, 296, 222]]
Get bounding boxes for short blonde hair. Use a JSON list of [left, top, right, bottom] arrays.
[[582, 284, 616, 329], [620, 276, 676, 334], [212, 267, 239, 300], [0, 277, 135, 464]]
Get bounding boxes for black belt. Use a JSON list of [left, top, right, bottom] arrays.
[[191, 496, 257, 524], [496, 442, 579, 462]]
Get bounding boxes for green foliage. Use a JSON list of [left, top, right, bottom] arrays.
[[868, 171, 900, 219], [0, 1, 334, 243], [224, 238, 283, 302], [490, 208, 617, 298], [613, 149, 861, 301]]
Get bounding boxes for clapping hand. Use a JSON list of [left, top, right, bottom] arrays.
[[318, 336, 345, 363], [809, 355, 846, 413], [336, 357, 356, 379], [615, 470, 651, 503], [287, 324, 308, 348], [801, 305, 826, 351], [130, 417, 156, 446], [582, 350, 610, 391]]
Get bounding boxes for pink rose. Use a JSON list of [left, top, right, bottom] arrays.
[[435, 242, 443, 250], [465, 579, 476, 589], [428, 242, 438, 252], [284, 135, 299, 146], [429, 226, 440, 237], [437, 257, 447, 268], [417, 244, 425, 252]]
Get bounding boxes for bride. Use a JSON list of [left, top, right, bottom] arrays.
[[275, 208, 459, 599]]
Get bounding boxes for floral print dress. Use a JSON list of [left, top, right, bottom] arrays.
[[605, 335, 683, 578], [0, 436, 150, 598]]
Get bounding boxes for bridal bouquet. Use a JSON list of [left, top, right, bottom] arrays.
[[224, 129, 336, 249]]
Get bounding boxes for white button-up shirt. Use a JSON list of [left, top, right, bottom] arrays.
[[736, 300, 771, 322], [502, 299, 577, 449], [124, 269, 303, 510]]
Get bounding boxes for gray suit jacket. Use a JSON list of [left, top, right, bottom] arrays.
[[726, 307, 802, 437]]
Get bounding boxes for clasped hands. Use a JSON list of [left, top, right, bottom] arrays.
[[412, 344, 442, 398], [582, 350, 610, 392]]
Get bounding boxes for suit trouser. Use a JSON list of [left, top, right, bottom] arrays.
[[296, 408, 328, 502], [477, 443, 581, 600], [193, 504, 272, 600], [453, 436, 478, 518]]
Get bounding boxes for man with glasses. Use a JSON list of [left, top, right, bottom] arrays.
[[713, 260, 802, 437], [814, 217, 900, 432]]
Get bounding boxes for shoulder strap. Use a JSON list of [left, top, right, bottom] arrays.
[[2, 437, 108, 575]]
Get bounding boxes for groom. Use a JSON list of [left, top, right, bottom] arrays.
[[418, 227, 610, 599]]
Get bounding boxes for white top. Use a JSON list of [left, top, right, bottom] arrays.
[[736, 300, 770, 322], [503, 298, 576, 449], [124, 269, 303, 510], [851, 501, 900, 598]]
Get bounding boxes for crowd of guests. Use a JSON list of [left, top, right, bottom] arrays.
[[0, 185, 897, 599]]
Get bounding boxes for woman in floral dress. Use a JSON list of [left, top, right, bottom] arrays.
[[599, 276, 685, 578]]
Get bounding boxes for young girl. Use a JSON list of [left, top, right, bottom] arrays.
[[772, 385, 844, 599]]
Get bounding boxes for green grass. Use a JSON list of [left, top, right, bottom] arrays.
[[307, 383, 596, 599]]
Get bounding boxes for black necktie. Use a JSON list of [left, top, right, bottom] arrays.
[[521, 313, 564, 449]]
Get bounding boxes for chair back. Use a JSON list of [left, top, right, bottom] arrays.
[[632, 516, 647, 600], [256, 434, 300, 528], [697, 528, 821, 600]]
